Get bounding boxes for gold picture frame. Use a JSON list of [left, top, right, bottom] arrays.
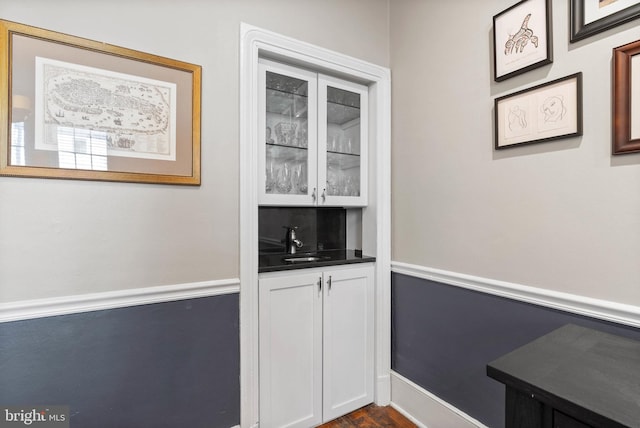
[[0, 19, 202, 185]]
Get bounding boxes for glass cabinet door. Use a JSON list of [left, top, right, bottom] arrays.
[[318, 75, 368, 206], [258, 60, 317, 205]]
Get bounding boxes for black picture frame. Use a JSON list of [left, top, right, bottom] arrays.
[[571, 0, 640, 43], [495, 73, 583, 150], [493, 0, 553, 82]]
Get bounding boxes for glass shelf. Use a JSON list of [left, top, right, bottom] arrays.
[[266, 72, 308, 96], [327, 151, 360, 170], [327, 86, 359, 108], [327, 104, 359, 125], [267, 142, 309, 151], [327, 86, 360, 126], [266, 89, 308, 118], [327, 150, 360, 157]]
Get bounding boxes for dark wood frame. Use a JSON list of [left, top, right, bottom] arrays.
[[613, 39, 640, 155], [493, 0, 553, 82], [571, 0, 640, 43], [495, 73, 583, 150], [0, 19, 202, 185]]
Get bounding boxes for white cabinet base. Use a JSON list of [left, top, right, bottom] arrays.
[[259, 264, 374, 427]]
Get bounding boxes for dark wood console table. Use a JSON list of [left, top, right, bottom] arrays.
[[487, 324, 640, 428]]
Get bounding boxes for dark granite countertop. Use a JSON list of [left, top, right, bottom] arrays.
[[259, 249, 375, 273]]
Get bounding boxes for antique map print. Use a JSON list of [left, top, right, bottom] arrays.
[[35, 57, 177, 161]]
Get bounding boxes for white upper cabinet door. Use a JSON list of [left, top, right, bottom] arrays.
[[259, 59, 318, 206], [322, 265, 374, 421], [318, 75, 368, 207]]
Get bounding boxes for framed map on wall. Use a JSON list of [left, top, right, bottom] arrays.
[[0, 19, 202, 185]]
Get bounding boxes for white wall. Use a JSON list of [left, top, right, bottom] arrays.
[[390, 0, 640, 305], [0, 0, 390, 302]]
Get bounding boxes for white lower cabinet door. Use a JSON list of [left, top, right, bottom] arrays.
[[322, 266, 374, 421], [259, 264, 374, 427], [259, 272, 323, 428]]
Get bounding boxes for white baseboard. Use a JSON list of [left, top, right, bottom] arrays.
[[390, 371, 488, 428], [392, 261, 640, 328], [0, 278, 240, 323]]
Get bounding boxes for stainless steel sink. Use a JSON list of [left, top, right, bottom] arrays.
[[283, 256, 322, 263]]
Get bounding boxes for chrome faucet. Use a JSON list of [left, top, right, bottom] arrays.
[[284, 226, 303, 254]]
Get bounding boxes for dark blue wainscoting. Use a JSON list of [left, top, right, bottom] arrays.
[[391, 272, 640, 427], [0, 294, 240, 428]]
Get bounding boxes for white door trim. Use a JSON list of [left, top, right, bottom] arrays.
[[239, 23, 391, 428]]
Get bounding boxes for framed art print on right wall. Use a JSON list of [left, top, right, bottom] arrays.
[[495, 73, 583, 150], [571, 0, 640, 43], [613, 39, 640, 155], [493, 0, 553, 82]]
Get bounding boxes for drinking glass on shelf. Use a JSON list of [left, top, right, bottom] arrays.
[[345, 176, 354, 196], [298, 127, 308, 148], [277, 161, 292, 193], [265, 159, 276, 193], [328, 135, 337, 152], [298, 164, 308, 194], [292, 163, 301, 194], [266, 126, 275, 145], [337, 135, 346, 154]]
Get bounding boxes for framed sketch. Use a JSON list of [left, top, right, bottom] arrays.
[[613, 39, 640, 154], [571, 0, 640, 43], [493, 0, 553, 82], [495, 73, 583, 149], [0, 20, 202, 185]]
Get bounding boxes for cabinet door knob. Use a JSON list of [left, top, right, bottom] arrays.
[[327, 275, 332, 291], [322, 188, 326, 202], [317, 276, 322, 293], [312, 187, 317, 202]]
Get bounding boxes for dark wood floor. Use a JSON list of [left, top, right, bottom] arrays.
[[319, 405, 416, 428]]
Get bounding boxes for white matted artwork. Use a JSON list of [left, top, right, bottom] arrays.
[[585, 0, 639, 24], [495, 73, 583, 149], [571, 0, 640, 42], [631, 54, 640, 140], [1, 19, 201, 185], [35, 57, 177, 161], [493, 0, 553, 82]]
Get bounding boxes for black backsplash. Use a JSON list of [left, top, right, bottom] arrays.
[[259, 207, 346, 254]]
